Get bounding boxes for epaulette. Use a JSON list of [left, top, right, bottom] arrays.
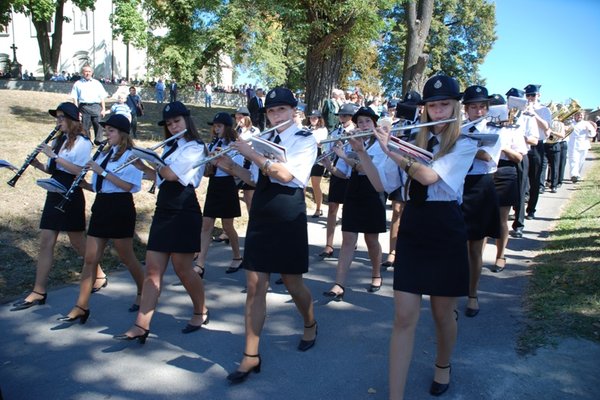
[[295, 129, 313, 137]]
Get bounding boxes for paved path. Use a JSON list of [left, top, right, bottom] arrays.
[[1, 160, 599, 400]]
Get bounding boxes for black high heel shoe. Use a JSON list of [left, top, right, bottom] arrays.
[[57, 305, 90, 324], [465, 296, 479, 317], [181, 310, 210, 334], [429, 364, 451, 396], [323, 283, 345, 301], [12, 290, 47, 311], [128, 293, 142, 312], [318, 245, 334, 258], [368, 276, 382, 293], [298, 321, 318, 351], [227, 353, 261, 384], [113, 323, 150, 344], [91, 276, 108, 293]]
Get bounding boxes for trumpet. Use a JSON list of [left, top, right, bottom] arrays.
[[194, 120, 292, 167], [7, 126, 61, 187], [112, 129, 188, 173], [319, 118, 457, 145], [55, 140, 109, 213]]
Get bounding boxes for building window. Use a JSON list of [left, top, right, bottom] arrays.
[[73, 8, 90, 34]]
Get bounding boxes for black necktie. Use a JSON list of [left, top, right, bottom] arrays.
[[48, 134, 67, 173], [162, 141, 179, 160], [95, 148, 114, 192], [408, 136, 438, 204], [273, 134, 281, 144], [469, 125, 477, 133], [258, 97, 263, 108]]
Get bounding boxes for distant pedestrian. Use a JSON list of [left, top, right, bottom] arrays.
[[205, 82, 213, 108], [70, 65, 108, 144], [155, 78, 165, 103], [169, 79, 178, 103]]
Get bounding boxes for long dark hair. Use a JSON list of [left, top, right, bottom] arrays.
[[162, 115, 200, 142]]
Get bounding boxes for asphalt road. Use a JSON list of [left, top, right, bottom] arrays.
[[1, 160, 599, 400]]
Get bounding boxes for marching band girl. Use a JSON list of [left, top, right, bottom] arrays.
[[319, 103, 357, 258], [355, 75, 478, 399], [13, 102, 102, 310], [114, 101, 208, 342], [322, 106, 387, 300], [307, 110, 328, 218], [234, 108, 259, 213], [57, 114, 144, 323], [212, 87, 318, 383], [488, 95, 528, 275], [196, 112, 243, 275], [459, 85, 502, 317]]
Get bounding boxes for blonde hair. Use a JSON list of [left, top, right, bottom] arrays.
[[415, 100, 462, 160]]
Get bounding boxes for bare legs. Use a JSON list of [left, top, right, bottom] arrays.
[[198, 217, 241, 270], [325, 232, 382, 294], [24, 229, 105, 303], [385, 201, 404, 265], [322, 202, 340, 253], [494, 206, 511, 271], [310, 176, 323, 215], [389, 292, 458, 400], [235, 271, 315, 372], [466, 238, 485, 311], [121, 250, 206, 337], [65, 236, 144, 318]]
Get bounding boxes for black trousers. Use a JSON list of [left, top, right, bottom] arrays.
[[558, 141, 568, 185], [526, 142, 544, 215], [543, 142, 561, 189], [512, 155, 529, 230], [79, 103, 103, 143], [130, 112, 138, 137]]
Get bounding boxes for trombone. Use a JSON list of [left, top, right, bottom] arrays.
[[319, 118, 457, 145], [194, 119, 292, 167], [7, 126, 61, 187], [112, 129, 188, 173]]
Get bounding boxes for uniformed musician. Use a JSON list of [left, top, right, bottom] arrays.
[[213, 87, 318, 383], [13, 102, 101, 311], [57, 114, 145, 323], [114, 101, 208, 343]]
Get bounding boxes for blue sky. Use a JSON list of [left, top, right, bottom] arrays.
[[237, 0, 600, 110], [476, 0, 599, 110]]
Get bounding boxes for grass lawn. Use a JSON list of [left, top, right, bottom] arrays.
[[518, 146, 600, 353]]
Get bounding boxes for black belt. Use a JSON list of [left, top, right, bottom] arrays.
[[79, 102, 100, 105]]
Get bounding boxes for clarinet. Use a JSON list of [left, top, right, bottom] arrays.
[[7, 126, 60, 187], [55, 140, 109, 213]]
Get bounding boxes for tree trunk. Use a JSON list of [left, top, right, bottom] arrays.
[[305, 47, 343, 114], [33, 0, 64, 80], [402, 0, 434, 94]]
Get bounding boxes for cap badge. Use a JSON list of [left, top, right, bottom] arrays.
[[434, 80, 442, 89], [407, 94, 412, 99], [165, 105, 170, 112], [476, 87, 482, 93], [269, 91, 276, 99]]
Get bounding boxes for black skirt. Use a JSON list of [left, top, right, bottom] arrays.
[[39, 171, 86, 232], [387, 186, 404, 202], [328, 175, 348, 204], [461, 174, 501, 240], [341, 173, 387, 233], [88, 193, 136, 238], [147, 181, 202, 253], [494, 161, 519, 207], [243, 174, 308, 274], [394, 201, 469, 297], [204, 175, 241, 218], [310, 164, 325, 177]]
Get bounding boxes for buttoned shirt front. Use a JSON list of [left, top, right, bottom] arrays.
[[71, 78, 108, 104], [91, 147, 142, 193]]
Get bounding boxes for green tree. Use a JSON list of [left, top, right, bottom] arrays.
[[380, 0, 496, 96], [6, 0, 95, 79], [110, 0, 147, 81]]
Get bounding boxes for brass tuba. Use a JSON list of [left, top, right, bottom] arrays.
[[547, 99, 581, 143]]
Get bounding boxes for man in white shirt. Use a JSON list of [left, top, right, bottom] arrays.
[[70, 65, 108, 144]]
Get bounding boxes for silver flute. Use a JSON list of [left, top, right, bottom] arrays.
[[112, 129, 187, 173]]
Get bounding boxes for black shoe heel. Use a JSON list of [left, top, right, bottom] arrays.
[[323, 283, 345, 301], [12, 290, 47, 311], [91, 276, 108, 293], [57, 305, 90, 324], [430, 364, 451, 396], [368, 276, 382, 293], [465, 296, 479, 317], [298, 321, 318, 352], [181, 310, 210, 334], [227, 353, 261, 384], [113, 323, 150, 344]]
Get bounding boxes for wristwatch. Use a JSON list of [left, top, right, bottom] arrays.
[[101, 170, 108, 178]]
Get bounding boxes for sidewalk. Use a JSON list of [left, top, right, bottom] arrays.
[[1, 160, 599, 400]]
